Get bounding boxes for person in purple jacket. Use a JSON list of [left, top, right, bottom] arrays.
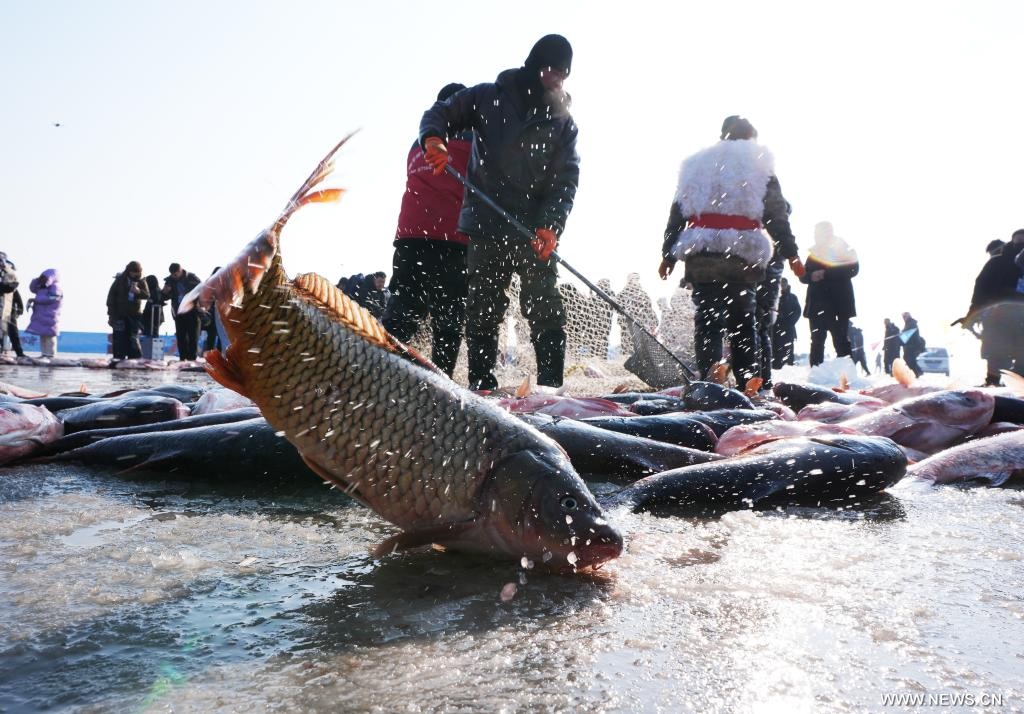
[[26, 268, 62, 358]]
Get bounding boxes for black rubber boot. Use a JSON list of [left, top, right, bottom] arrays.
[[466, 332, 499, 391], [533, 328, 566, 388], [431, 329, 461, 378]]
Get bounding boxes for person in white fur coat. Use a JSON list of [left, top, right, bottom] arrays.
[[658, 116, 804, 386]]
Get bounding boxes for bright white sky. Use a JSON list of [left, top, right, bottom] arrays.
[[3, 1, 1022, 361]]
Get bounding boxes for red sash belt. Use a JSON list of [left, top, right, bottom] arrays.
[[688, 213, 762, 230]]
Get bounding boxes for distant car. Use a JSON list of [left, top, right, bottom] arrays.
[[918, 347, 950, 376]]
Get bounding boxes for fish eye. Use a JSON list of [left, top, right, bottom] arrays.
[[560, 496, 579, 511]]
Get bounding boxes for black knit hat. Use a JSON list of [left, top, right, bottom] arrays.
[[524, 34, 572, 75], [437, 83, 466, 102], [721, 115, 757, 140]]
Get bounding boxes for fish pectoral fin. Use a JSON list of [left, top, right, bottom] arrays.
[[297, 452, 367, 501], [204, 347, 248, 397], [371, 521, 479, 558]]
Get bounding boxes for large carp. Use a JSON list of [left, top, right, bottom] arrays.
[[179, 137, 622, 571]]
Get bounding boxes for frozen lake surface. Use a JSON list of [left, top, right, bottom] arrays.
[[1, 363, 1022, 712]]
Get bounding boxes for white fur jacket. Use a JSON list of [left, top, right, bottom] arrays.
[[669, 139, 775, 272]]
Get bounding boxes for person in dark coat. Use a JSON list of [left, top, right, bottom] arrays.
[[771, 277, 801, 368], [381, 83, 471, 378], [659, 116, 804, 386], [847, 322, 870, 376], [4, 290, 25, 358], [140, 275, 165, 338], [106, 261, 149, 359], [419, 35, 579, 389], [800, 222, 859, 367], [161, 263, 202, 361], [964, 231, 1024, 384], [882, 318, 901, 375], [0, 252, 18, 346], [900, 312, 927, 377]]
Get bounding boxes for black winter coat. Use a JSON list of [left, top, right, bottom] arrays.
[[800, 256, 858, 320], [970, 242, 1024, 313], [419, 69, 580, 239], [775, 289, 801, 339]]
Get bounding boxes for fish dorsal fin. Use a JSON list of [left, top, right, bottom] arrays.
[[291, 272, 445, 377], [744, 377, 763, 397], [515, 376, 532, 398], [838, 373, 849, 391]]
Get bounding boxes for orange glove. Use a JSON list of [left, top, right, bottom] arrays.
[[532, 228, 558, 261], [422, 136, 449, 175], [788, 256, 806, 278]]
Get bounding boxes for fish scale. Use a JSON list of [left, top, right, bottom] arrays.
[[223, 261, 543, 527]]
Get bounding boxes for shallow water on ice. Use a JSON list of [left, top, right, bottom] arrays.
[[1, 366, 1022, 712]]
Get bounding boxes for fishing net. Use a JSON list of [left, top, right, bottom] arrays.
[[406, 276, 697, 395]]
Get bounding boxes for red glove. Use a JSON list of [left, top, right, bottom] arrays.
[[532, 228, 558, 261], [423, 136, 449, 175], [788, 256, 806, 278]]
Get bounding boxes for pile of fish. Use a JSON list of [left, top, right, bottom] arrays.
[[3, 137, 1022, 574]]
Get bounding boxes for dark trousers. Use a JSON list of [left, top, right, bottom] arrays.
[[112, 317, 142, 359], [382, 240, 468, 377], [754, 260, 783, 385], [903, 348, 923, 378], [772, 329, 795, 369], [5, 318, 23, 356], [174, 312, 202, 361], [465, 235, 566, 388], [693, 282, 759, 384], [851, 349, 871, 375], [883, 349, 899, 375], [808, 313, 851, 366]]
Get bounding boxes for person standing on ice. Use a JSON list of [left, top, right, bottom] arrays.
[[382, 82, 471, 378], [658, 115, 804, 387], [772, 277, 801, 368], [418, 34, 579, 390], [882, 317, 901, 375], [900, 311, 926, 377], [25, 268, 62, 358], [800, 221, 859, 368], [847, 322, 870, 376]]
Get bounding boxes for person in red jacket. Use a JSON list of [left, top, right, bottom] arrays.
[[382, 83, 472, 377]]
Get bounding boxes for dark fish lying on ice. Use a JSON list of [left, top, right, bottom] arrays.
[[518, 413, 722, 481], [681, 409, 779, 437], [618, 435, 908, 515], [55, 396, 191, 434], [30, 407, 262, 458], [100, 384, 209, 402], [773, 381, 855, 412], [177, 136, 622, 571], [581, 414, 719, 451], [40, 418, 319, 481]]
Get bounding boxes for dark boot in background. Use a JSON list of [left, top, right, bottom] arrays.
[[466, 332, 499, 391], [431, 328, 461, 378], [533, 327, 566, 388]]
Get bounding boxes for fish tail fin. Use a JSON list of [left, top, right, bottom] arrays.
[[205, 346, 249, 397], [178, 133, 355, 316]]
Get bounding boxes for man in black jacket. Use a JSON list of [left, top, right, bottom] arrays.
[[418, 35, 579, 389], [965, 231, 1024, 384], [162, 263, 202, 361], [771, 277, 801, 368]]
